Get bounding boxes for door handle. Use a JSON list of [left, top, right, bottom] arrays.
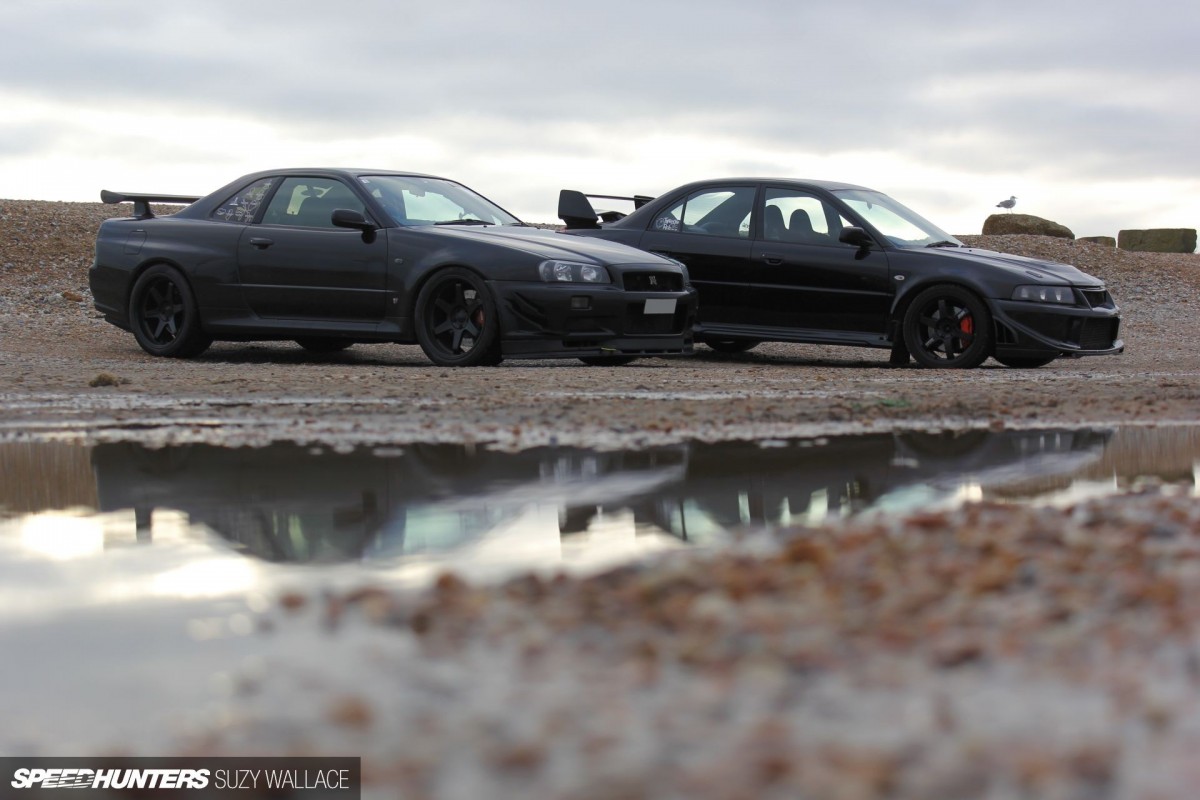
[[249, 237, 274, 249], [761, 253, 784, 265]]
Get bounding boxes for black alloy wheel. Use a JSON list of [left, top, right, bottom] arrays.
[[128, 264, 212, 358], [295, 338, 354, 353], [578, 355, 638, 366], [902, 285, 993, 369], [994, 354, 1058, 368], [414, 268, 502, 366], [704, 339, 760, 354]]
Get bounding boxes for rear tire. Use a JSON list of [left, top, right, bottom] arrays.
[[902, 285, 992, 369], [128, 264, 212, 358], [414, 268, 503, 367]]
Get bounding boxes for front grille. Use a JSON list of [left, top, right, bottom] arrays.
[[623, 271, 683, 292], [1009, 311, 1119, 350], [1081, 289, 1112, 309], [1010, 311, 1069, 342], [1078, 318, 1119, 350]]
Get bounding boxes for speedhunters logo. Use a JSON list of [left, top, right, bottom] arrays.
[[1, 758, 360, 797], [11, 768, 210, 790]]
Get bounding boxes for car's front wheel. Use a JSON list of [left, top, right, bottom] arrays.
[[295, 338, 353, 353], [902, 285, 993, 369], [128, 264, 212, 358], [994, 354, 1057, 368], [414, 268, 503, 366]]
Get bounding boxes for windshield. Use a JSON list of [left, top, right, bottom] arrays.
[[833, 189, 960, 248], [357, 175, 521, 227]]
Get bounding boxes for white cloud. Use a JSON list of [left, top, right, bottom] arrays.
[[1, 0, 1198, 238]]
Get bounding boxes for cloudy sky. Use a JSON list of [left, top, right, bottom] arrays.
[[2, 0, 1198, 239]]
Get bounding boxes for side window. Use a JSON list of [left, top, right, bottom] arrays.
[[651, 187, 755, 238], [212, 178, 274, 224], [260, 177, 366, 228], [762, 188, 852, 246]]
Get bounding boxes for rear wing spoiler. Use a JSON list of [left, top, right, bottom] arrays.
[[558, 189, 654, 229], [100, 189, 201, 220]]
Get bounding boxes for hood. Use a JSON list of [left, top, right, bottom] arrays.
[[425, 225, 673, 266], [927, 246, 1104, 286]]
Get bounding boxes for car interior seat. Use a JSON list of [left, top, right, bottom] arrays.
[[764, 205, 786, 240], [295, 188, 363, 227], [787, 209, 818, 243]]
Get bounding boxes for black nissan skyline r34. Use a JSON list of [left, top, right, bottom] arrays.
[[557, 178, 1123, 368], [90, 168, 696, 367]]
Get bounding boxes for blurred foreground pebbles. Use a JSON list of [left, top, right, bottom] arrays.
[[196, 487, 1200, 799]]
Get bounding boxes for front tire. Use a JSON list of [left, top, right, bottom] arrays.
[[902, 285, 993, 369], [128, 264, 212, 358], [414, 268, 503, 366]]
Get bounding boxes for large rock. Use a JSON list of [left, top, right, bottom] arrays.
[[1117, 228, 1197, 253], [982, 213, 1074, 239]]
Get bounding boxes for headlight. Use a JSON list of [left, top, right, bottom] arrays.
[[1012, 285, 1076, 304], [538, 260, 611, 284]]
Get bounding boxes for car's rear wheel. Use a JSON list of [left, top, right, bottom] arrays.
[[414, 268, 503, 366], [128, 264, 212, 358], [578, 356, 638, 366], [902, 285, 993, 369], [994, 354, 1057, 368], [704, 339, 760, 354], [295, 338, 353, 353]]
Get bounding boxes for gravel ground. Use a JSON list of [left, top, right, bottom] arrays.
[[2, 200, 1199, 448], [5, 200, 1200, 798]]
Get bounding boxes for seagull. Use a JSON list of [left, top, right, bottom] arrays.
[[996, 195, 1017, 212]]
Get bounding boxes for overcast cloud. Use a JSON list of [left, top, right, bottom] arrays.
[[2, 0, 1198, 238]]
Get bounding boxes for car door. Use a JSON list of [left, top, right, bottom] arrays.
[[238, 176, 388, 322], [635, 185, 757, 325], [748, 186, 892, 335]]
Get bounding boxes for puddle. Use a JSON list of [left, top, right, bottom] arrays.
[[3, 426, 1199, 588], [2, 425, 1200, 754]]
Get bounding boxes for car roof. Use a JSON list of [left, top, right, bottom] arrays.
[[663, 177, 874, 193], [239, 167, 444, 181]]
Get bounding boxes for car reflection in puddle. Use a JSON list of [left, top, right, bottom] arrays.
[[8, 426, 1191, 584], [81, 429, 1108, 564]]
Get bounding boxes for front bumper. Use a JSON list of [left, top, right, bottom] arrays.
[[491, 280, 697, 359], [991, 298, 1124, 359]]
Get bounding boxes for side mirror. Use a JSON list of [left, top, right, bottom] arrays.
[[838, 226, 872, 248], [332, 209, 377, 243]]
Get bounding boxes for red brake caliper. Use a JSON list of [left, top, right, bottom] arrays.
[[960, 315, 974, 335]]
